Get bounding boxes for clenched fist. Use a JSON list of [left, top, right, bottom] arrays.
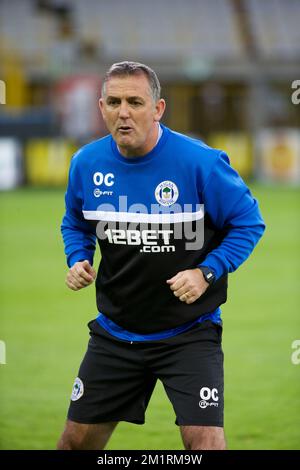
[[166, 268, 209, 304], [66, 260, 96, 291]]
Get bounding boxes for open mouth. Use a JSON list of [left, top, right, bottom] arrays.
[[118, 126, 133, 133]]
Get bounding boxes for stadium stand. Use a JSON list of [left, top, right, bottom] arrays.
[[1, 0, 300, 78], [0, 0, 299, 187], [246, 0, 300, 60]]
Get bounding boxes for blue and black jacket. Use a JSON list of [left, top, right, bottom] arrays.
[[61, 125, 265, 338]]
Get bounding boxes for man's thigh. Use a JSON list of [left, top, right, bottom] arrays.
[[180, 425, 226, 450], [148, 321, 224, 427], [57, 420, 118, 450], [67, 320, 157, 425]]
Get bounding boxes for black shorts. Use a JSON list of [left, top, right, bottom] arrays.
[[67, 319, 224, 427]]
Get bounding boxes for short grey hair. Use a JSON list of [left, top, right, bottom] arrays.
[[102, 61, 161, 102]]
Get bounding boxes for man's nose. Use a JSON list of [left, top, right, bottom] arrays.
[[118, 101, 130, 118]]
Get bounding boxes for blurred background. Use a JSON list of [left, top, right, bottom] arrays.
[[0, 0, 299, 450]]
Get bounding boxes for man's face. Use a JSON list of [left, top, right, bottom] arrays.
[[99, 74, 165, 157]]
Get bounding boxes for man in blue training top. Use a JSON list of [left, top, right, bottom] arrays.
[[57, 61, 265, 450]]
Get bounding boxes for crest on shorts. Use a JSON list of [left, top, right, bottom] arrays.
[[71, 377, 84, 401], [155, 181, 179, 206]]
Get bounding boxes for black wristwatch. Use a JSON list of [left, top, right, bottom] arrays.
[[198, 266, 215, 285]]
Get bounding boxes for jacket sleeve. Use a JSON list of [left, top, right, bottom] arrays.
[[61, 156, 96, 268], [199, 152, 266, 280]]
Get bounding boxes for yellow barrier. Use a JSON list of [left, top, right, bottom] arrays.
[[25, 139, 77, 186]]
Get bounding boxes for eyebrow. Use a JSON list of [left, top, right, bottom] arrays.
[[106, 95, 145, 101]]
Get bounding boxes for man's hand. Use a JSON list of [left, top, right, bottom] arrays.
[[66, 260, 96, 291], [166, 268, 209, 304]]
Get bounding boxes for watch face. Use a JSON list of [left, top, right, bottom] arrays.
[[200, 267, 215, 284], [205, 271, 214, 283]]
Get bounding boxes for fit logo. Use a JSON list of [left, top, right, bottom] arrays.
[[199, 387, 219, 409], [291, 340, 300, 365], [0, 340, 6, 365]]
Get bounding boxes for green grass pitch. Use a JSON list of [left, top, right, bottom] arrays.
[[0, 184, 299, 449]]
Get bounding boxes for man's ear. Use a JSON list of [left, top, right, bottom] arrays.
[[99, 98, 105, 118], [154, 99, 166, 122]]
